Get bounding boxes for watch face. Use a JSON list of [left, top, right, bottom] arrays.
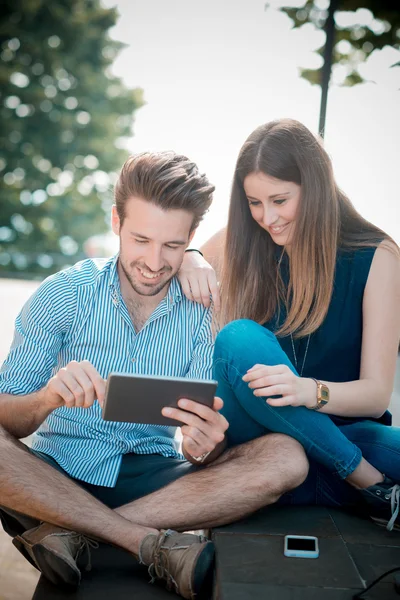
[[321, 387, 329, 400]]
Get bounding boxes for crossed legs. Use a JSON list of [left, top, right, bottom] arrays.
[[0, 425, 308, 556]]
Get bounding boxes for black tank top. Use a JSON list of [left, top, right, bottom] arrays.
[[264, 247, 391, 426]]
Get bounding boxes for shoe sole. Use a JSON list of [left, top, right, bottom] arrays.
[[13, 535, 81, 587], [34, 542, 81, 587], [192, 541, 215, 598], [12, 537, 41, 572]]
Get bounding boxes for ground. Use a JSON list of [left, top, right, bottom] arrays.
[[0, 278, 399, 600]]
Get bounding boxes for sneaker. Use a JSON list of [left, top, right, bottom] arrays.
[[139, 529, 215, 599], [13, 522, 98, 587], [360, 476, 400, 531]]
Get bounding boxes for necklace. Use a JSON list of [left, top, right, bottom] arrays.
[[277, 250, 311, 377], [290, 333, 311, 377]]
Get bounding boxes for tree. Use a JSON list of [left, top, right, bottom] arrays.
[[281, 0, 400, 87], [280, 0, 400, 135], [0, 0, 143, 276]]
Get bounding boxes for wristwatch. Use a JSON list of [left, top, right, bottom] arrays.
[[310, 378, 329, 410]]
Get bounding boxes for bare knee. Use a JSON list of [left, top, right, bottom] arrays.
[[268, 433, 308, 489], [237, 433, 309, 496]]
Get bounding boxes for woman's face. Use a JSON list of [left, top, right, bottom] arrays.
[[243, 171, 301, 247]]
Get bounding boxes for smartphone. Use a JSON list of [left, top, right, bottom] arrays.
[[284, 535, 319, 559]]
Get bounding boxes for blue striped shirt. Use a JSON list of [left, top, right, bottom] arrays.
[[0, 256, 214, 486]]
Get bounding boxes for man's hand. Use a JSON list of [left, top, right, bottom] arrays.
[[38, 360, 106, 410], [243, 364, 316, 408], [162, 396, 228, 459]]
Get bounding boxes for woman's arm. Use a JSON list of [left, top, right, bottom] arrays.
[[179, 228, 226, 309], [246, 243, 400, 418], [199, 228, 226, 274], [321, 242, 400, 417]]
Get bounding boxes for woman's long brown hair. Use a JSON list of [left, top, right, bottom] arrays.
[[219, 119, 394, 338]]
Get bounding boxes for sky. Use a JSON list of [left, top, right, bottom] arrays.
[[101, 0, 400, 247]]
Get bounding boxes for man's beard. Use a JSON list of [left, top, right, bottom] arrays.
[[120, 258, 174, 297]]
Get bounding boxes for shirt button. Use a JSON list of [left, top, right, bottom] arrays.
[[131, 358, 136, 362]]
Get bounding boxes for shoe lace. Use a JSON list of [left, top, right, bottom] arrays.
[[386, 484, 400, 532], [147, 530, 179, 592], [70, 534, 100, 572], [146, 529, 208, 592]]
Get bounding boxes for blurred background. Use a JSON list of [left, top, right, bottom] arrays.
[[0, 0, 399, 598], [0, 0, 399, 281]]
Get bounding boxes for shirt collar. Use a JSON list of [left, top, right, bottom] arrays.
[[108, 253, 119, 288], [108, 254, 121, 307], [166, 276, 182, 306]]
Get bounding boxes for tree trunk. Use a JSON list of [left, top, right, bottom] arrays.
[[319, 0, 339, 137]]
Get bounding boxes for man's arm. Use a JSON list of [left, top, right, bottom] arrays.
[[0, 360, 106, 439], [163, 306, 228, 466], [164, 396, 228, 466], [181, 422, 227, 466], [0, 390, 54, 439], [0, 271, 75, 437], [182, 440, 227, 466]]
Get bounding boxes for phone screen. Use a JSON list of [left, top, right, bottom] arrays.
[[287, 537, 316, 551]]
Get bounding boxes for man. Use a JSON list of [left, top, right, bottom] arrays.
[[0, 152, 308, 599]]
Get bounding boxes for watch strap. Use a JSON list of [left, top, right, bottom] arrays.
[[310, 378, 329, 411]]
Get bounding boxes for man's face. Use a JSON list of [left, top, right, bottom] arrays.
[[112, 196, 195, 298]]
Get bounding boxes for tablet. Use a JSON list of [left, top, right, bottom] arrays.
[[102, 373, 218, 426]]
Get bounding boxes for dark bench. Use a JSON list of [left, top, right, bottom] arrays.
[[33, 505, 400, 599]]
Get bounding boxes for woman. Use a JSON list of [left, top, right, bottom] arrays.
[[179, 119, 400, 530]]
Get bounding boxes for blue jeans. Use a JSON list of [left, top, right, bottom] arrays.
[[213, 319, 400, 508]]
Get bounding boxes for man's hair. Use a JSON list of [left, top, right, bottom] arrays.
[[114, 151, 215, 231]]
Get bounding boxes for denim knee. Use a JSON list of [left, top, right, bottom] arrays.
[[215, 319, 276, 361]]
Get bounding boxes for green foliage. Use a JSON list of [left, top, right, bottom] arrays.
[[281, 0, 400, 87], [0, 0, 143, 276]]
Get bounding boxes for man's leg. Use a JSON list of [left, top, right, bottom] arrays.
[[0, 424, 307, 598], [116, 433, 309, 530], [0, 426, 216, 599], [0, 505, 39, 537], [0, 426, 153, 555], [0, 449, 90, 538], [1, 425, 307, 537]]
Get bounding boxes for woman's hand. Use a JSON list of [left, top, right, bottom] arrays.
[[178, 251, 220, 311], [242, 364, 317, 408]]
